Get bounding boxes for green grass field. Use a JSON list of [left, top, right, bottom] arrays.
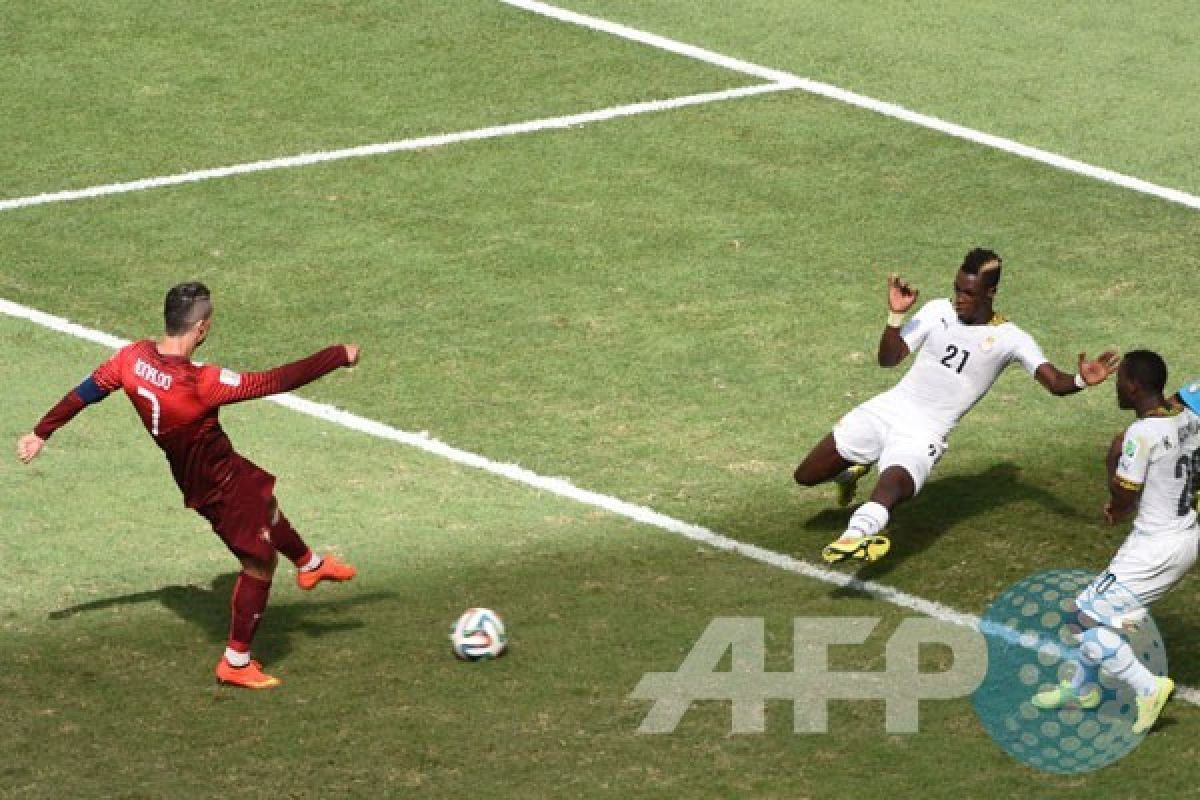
[[4, 1, 1200, 797]]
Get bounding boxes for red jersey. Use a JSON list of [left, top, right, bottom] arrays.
[[35, 341, 349, 509]]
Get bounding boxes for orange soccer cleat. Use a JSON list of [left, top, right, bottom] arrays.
[[296, 553, 357, 591], [215, 657, 281, 689]]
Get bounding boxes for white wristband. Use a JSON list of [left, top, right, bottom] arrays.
[[1074, 373, 1088, 390], [886, 311, 906, 328]]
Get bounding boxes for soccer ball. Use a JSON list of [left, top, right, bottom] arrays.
[[450, 607, 508, 661]]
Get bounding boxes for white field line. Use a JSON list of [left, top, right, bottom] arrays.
[[502, 0, 1200, 213], [4, 294, 1198, 708], [2, 4, 1197, 218], [0, 84, 791, 213]]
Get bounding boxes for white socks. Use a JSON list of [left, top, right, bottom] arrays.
[[299, 552, 322, 572], [845, 501, 889, 539], [1103, 638, 1160, 696], [1074, 626, 1160, 697], [224, 647, 251, 668]]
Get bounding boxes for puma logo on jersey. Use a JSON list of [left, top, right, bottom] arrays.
[[134, 359, 172, 390]]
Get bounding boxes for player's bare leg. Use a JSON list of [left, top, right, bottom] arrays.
[[217, 552, 281, 689], [823, 466, 914, 564], [794, 434, 871, 507]]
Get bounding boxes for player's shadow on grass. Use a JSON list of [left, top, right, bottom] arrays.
[[1147, 609, 1200, 694], [806, 461, 1085, 586], [48, 572, 392, 663]]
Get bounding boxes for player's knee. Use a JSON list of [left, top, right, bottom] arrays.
[[241, 551, 278, 581], [794, 464, 818, 486]]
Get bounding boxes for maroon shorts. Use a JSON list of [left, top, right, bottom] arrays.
[[195, 458, 278, 562]]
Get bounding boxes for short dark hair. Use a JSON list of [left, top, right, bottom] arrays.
[[960, 248, 1002, 288], [164, 282, 212, 335], [1122, 349, 1167, 394]]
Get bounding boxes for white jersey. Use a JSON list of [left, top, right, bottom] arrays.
[[1115, 408, 1200, 535], [864, 298, 1047, 437]]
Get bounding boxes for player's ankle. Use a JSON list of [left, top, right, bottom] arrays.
[[297, 552, 322, 572], [224, 647, 251, 668]]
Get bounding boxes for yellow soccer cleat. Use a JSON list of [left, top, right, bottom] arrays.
[[835, 464, 871, 507], [822, 532, 890, 564], [1132, 676, 1174, 734], [1031, 681, 1101, 711]]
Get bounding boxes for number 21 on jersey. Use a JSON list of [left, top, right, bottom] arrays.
[[940, 344, 970, 374]]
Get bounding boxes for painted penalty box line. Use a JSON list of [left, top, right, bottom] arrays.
[[5, 295, 1199, 709], [504, 0, 1200, 213], [0, 83, 794, 213]]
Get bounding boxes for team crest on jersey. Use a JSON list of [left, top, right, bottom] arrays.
[[219, 368, 242, 387], [981, 336, 995, 352]]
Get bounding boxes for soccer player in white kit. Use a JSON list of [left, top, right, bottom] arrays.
[[794, 248, 1120, 563], [1032, 350, 1197, 734]]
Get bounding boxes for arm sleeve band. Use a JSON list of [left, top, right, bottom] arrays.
[[76, 375, 111, 404]]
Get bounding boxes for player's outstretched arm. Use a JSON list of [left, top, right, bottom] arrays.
[[1034, 350, 1120, 396], [18, 373, 115, 461], [204, 344, 360, 405], [878, 273, 917, 367]]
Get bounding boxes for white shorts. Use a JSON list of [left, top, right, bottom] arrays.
[[1076, 525, 1199, 625], [832, 402, 948, 494]]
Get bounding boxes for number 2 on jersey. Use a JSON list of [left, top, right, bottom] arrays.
[[136, 386, 161, 436], [1175, 451, 1200, 516], [940, 344, 971, 374]]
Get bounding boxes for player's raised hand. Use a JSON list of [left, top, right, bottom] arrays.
[[16, 433, 45, 464], [343, 344, 360, 366], [1078, 350, 1120, 386], [887, 273, 919, 313]]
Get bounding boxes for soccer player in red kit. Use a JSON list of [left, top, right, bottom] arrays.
[[17, 282, 359, 689]]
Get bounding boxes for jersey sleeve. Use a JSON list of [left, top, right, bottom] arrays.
[[198, 345, 349, 407], [91, 350, 125, 392], [1011, 330, 1048, 376], [1114, 423, 1151, 490], [899, 298, 947, 352], [32, 350, 124, 439]]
